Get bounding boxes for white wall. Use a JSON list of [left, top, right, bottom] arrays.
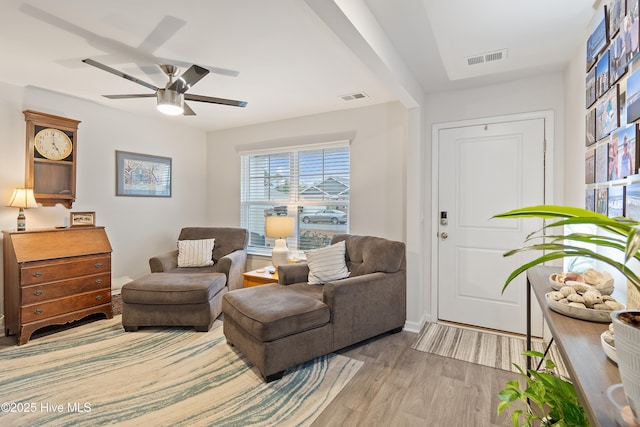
[[0, 84, 208, 314], [421, 72, 567, 323], [206, 102, 408, 268]]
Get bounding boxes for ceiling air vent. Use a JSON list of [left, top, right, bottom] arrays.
[[340, 92, 369, 101], [466, 49, 508, 66]]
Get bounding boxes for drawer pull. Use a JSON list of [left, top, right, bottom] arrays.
[[34, 309, 43, 315], [33, 272, 42, 278], [96, 295, 103, 301], [95, 279, 103, 284], [94, 263, 103, 268], [33, 290, 43, 296]]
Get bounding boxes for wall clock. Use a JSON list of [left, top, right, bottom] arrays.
[[23, 110, 81, 208]]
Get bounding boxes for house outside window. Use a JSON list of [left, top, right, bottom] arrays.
[[240, 142, 350, 255]]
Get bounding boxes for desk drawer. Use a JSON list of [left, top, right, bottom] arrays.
[[22, 273, 111, 304], [20, 255, 111, 285], [22, 289, 111, 323]]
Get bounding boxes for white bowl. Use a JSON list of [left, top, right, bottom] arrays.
[[601, 330, 617, 363]]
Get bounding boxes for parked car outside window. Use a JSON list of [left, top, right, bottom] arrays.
[[301, 209, 347, 224]]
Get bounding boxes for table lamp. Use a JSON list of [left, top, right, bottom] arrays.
[[7, 188, 38, 231], [265, 215, 295, 267]]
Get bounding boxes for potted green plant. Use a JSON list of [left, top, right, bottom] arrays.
[[497, 350, 588, 426], [493, 204, 640, 424]]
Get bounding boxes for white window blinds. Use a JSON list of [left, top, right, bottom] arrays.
[[240, 142, 350, 253]]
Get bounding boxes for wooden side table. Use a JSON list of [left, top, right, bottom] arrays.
[[243, 269, 278, 288]]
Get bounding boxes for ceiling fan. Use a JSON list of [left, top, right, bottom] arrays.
[[82, 58, 247, 116]]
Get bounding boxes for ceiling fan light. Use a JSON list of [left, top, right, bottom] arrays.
[[157, 89, 184, 115]]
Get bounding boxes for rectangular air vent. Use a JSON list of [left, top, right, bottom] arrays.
[[466, 49, 508, 66], [340, 92, 369, 101]]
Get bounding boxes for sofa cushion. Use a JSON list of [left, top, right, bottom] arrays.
[[177, 238, 215, 267], [122, 272, 226, 305], [305, 240, 350, 284], [222, 284, 330, 342]]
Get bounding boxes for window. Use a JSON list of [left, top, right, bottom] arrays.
[[241, 142, 350, 254]]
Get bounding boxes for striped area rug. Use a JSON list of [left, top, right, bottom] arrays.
[[411, 322, 569, 378], [0, 317, 362, 427]]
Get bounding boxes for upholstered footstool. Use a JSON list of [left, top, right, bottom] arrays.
[[122, 272, 226, 332], [222, 283, 332, 382]]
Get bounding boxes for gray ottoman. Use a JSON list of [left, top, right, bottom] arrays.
[[122, 272, 226, 332]]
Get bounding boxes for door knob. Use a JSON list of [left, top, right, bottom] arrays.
[[440, 232, 448, 239]]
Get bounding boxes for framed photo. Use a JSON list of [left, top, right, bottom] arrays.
[[586, 148, 596, 184], [596, 50, 610, 98], [609, 0, 625, 39], [586, 109, 596, 146], [587, 7, 608, 71], [116, 151, 172, 197], [610, 32, 628, 84], [614, 124, 638, 177], [623, 2, 640, 64], [70, 211, 96, 227], [627, 67, 640, 123], [608, 185, 624, 217], [595, 85, 620, 140], [586, 188, 596, 211], [596, 143, 609, 183], [596, 187, 609, 216], [625, 182, 640, 220], [586, 67, 597, 108]]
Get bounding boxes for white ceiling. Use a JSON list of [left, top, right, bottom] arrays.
[[0, 0, 596, 132]]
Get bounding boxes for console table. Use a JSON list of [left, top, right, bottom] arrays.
[[527, 266, 621, 427]]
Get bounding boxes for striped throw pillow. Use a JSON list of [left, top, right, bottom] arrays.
[[305, 240, 349, 284], [177, 238, 215, 267]]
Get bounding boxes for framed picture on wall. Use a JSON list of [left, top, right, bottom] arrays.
[[586, 148, 596, 184], [586, 109, 597, 146], [596, 143, 610, 183], [596, 85, 620, 140], [608, 185, 624, 217], [625, 182, 640, 220], [596, 50, 611, 98], [586, 188, 596, 211], [596, 187, 609, 215], [614, 124, 639, 177], [610, 32, 628, 84], [116, 151, 172, 197], [624, 1, 640, 64], [587, 7, 608, 71], [587, 67, 597, 108], [609, 0, 625, 39], [628, 67, 640, 123]]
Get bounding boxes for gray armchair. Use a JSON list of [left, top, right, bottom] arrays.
[[149, 227, 249, 291]]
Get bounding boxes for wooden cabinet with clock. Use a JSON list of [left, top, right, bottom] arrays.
[[23, 110, 81, 208]]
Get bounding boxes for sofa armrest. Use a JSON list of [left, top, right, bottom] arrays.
[[149, 250, 179, 272], [217, 249, 247, 291], [277, 263, 310, 285], [323, 271, 406, 350]]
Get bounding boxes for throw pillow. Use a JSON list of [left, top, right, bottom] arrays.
[[177, 238, 215, 267], [305, 240, 350, 284]]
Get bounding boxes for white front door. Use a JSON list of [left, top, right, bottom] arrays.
[[437, 117, 545, 335]]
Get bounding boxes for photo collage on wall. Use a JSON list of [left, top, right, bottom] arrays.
[[585, 0, 640, 219]]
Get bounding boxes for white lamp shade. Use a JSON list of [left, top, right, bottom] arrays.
[[265, 215, 295, 238], [7, 188, 38, 209]]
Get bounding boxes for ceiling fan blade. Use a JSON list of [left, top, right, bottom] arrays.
[[183, 102, 196, 116], [103, 94, 157, 99], [168, 65, 209, 93], [185, 93, 247, 108], [83, 58, 158, 91]]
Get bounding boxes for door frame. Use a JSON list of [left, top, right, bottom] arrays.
[[429, 110, 555, 325]]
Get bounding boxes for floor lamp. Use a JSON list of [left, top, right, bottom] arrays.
[[265, 215, 295, 267]]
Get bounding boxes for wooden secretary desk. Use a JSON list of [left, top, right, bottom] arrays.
[[3, 227, 113, 345]]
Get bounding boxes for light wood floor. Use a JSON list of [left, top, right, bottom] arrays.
[[312, 329, 516, 427]]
